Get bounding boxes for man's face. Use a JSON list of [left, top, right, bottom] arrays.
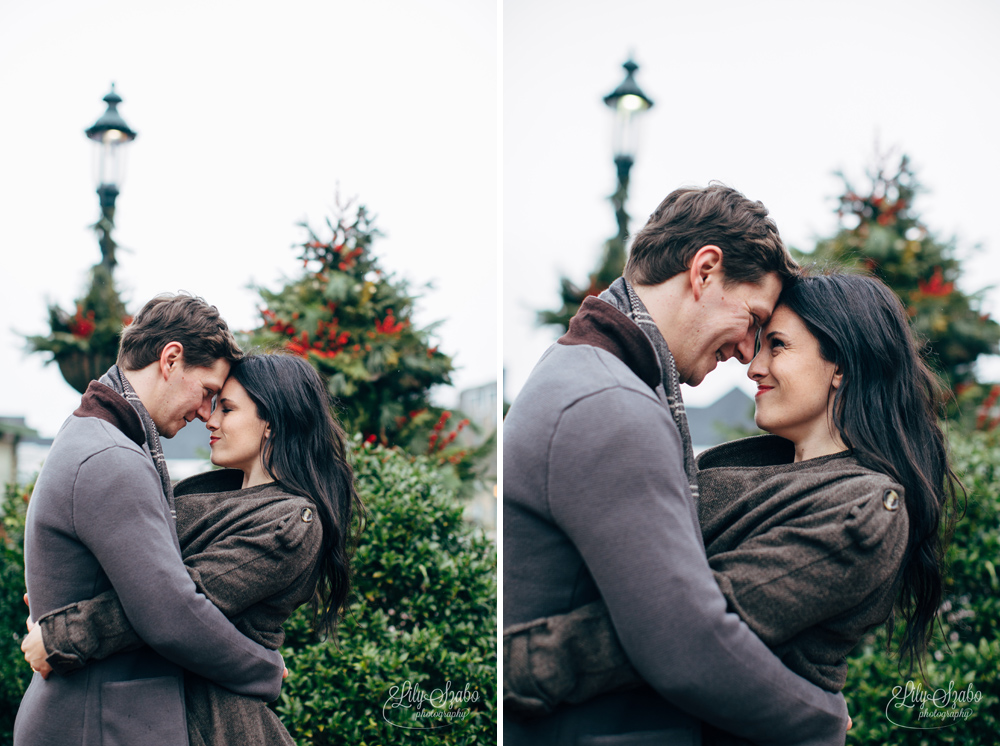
[[676, 272, 783, 386], [152, 358, 230, 438]]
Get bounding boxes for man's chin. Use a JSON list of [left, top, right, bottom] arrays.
[[684, 365, 713, 387], [158, 423, 184, 439]]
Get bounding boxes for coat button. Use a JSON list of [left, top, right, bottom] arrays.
[[301, 507, 313, 523], [882, 489, 900, 511]]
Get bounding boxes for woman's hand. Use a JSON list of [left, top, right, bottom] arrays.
[[21, 593, 52, 679]]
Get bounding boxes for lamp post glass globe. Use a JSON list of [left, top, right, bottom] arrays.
[[603, 60, 653, 164], [85, 84, 137, 201]]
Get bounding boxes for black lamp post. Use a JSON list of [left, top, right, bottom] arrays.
[[536, 57, 655, 332], [603, 59, 653, 243], [85, 84, 137, 273]]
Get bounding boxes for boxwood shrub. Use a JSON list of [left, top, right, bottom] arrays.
[[0, 481, 32, 739], [843, 430, 1000, 742], [275, 438, 497, 744]]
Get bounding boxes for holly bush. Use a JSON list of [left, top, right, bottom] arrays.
[[249, 201, 457, 453]]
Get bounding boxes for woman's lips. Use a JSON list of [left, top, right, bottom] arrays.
[[755, 386, 774, 398], [209, 436, 220, 446]]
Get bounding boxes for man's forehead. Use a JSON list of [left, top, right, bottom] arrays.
[[197, 358, 231, 389], [751, 273, 784, 318]]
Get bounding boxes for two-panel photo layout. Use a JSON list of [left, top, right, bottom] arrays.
[[3, 1, 999, 745]]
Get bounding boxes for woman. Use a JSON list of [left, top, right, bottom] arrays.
[[504, 271, 959, 723], [24, 353, 362, 746]]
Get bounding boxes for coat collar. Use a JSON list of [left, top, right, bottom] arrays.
[[73, 381, 146, 447], [557, 295, 661, 391]]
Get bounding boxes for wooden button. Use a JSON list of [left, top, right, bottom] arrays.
[[883, 489, 900, 511]]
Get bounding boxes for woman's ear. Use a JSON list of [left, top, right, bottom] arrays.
[[832, 367, 843, 390]]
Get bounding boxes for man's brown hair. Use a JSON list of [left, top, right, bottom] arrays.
[[117, 293, 243, 371], [624, 183, 798, 287]]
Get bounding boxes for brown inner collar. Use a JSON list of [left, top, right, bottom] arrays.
[[557, 296, 661, 391]]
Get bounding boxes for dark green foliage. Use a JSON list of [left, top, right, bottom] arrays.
[[844, 430, 1000, 742], [275, 437, 496, 744], [0, 481, 32, 739]]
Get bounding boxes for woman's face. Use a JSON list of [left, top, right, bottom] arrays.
[[747, 305, 842, 446], [206, 377, 269, 477]]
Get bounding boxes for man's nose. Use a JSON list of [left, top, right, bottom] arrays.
[[196, 398, 213, 421], [734, 331, 756, 364]]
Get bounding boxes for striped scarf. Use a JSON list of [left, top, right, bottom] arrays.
[[599, 277, 699, 501], [100, 365, 177, 520]]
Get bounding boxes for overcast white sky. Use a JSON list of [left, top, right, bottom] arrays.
[[504, 0, 1000, 408], [4, 1, 999, 436], [0, 0, 497, 438]]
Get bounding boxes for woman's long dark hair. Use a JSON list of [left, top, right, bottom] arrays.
[[231, 353, 363, 637], [779, 269, 960, 671]]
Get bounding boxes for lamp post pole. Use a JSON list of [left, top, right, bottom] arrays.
[[85, 84, 137, 275], [536, 58, 655, 331], [603, 59, 653, 245]]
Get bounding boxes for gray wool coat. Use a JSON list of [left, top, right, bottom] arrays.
[[33, 468, 323, 746], [503, 297, 849, 746], [15, 383, 285, 746]]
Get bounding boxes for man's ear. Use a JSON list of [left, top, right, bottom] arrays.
[[159, 342, 185, 380], [688, 245, 723, 302]]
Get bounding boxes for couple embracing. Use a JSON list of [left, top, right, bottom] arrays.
[[16, 294, 362, 745], [503, 185, 958, 745]]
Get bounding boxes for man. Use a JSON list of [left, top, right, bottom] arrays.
[[503, 185, 850, 744], [15, 294, 286, 746]]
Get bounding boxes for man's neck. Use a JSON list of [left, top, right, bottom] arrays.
[[120, 365, 160, 421], [631, 277, 689, 363]]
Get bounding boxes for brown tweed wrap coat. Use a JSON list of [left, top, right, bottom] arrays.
[[37, 468, 323, 746]]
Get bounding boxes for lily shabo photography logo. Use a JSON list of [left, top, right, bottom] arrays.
[[382, 680, 481, 729], [885, 679, 982, 729]]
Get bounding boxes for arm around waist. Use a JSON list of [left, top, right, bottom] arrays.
[[71, 448, 284, 700]]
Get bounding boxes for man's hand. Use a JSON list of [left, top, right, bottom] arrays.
[[22, 594, 52, 679]]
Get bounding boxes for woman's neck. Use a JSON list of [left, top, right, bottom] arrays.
[[242, 460, 272, 489], [790, 425, 848, 463]]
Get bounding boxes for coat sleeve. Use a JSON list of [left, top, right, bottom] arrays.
[[709, 478, 909, 646], [63, 447, 286, 700], [547, 387, 849, 746], [39, 495, 322, 676]]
